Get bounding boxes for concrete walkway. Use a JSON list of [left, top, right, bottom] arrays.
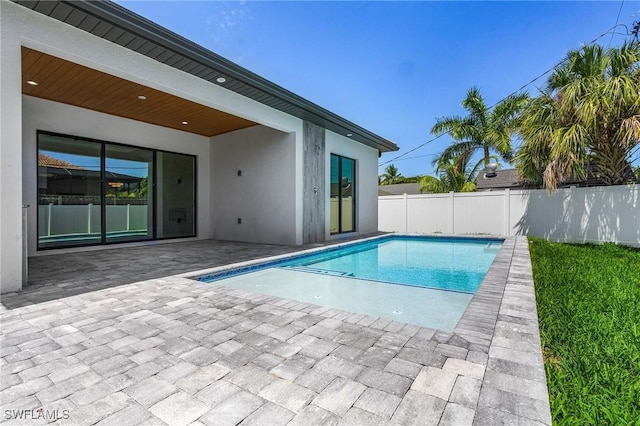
[[0, 236, 551, 425]]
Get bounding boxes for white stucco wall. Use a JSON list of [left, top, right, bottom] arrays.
[[0, 1, 24, 292], [22, 96, 213, 256], [211, 125, 299, 245], [325, 130, 380, 239]]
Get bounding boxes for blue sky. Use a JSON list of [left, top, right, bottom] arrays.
[[118, 0, 639, 178]]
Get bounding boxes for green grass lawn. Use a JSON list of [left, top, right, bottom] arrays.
[[528, 238, 640, 425]]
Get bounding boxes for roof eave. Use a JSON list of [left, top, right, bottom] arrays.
[[14, 0, 398, 152]]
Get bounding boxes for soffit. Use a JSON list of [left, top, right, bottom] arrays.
[[13, 0, 399, 152], [22, 47, 257, 137]]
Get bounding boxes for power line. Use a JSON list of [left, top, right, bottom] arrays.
[[608, 0, 625, 48], [379, 23, 634, 168]]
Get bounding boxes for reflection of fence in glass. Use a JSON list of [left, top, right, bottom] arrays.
[[38, 204, 148, 241], [329, 197, 353, 233]]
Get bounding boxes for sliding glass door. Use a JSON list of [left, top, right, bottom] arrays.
[[38, 134, 102, 248], [37, 132, 196, 250]]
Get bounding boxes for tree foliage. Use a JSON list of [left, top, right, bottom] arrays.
[[431, 87, 528, 169], [516, 42, 640, 190], [380, 164, 404, 185], [419, 150, 484, 193]]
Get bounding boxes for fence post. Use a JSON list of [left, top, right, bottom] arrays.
[[449, 191, 455, 234], [88, 203, 92, 234], [47, 203, 52, 237], [403, 193, 408, 233], [504, 188, 510, 236], [126, 204, 131, 231]]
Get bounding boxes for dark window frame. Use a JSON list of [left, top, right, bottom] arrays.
[[36, 130, 197, 250], [330, 153, 356, 235]]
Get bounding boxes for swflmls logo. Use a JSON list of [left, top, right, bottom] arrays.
[[4, 408, 70, 421]]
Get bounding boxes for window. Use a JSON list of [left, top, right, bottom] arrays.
[[37, 132, 196, 249], [330, 154, 356, 234]]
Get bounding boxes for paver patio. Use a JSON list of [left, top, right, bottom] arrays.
[[0, 235, 551, 425]]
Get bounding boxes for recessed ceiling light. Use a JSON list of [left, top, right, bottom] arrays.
[[181, 121, 189, 125], [26, 80, 38, 86], [138, 95, 147, 100], [216, 77, 227, 83], [346, 133, 353, 137]]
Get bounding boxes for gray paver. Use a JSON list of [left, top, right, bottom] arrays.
[[315, 355, 364, 379], [356, 368, 412, 397], [288, 404, 340, 426], [294, 368, 337, 393], [313, 377, 367, 416], [443, 358, 485, 380], [124, 376, 177, 407], [353, 387, 402, 419], [225, 364, 277, 394], [357, 346, 397, 368], [439, 403, 475, 426], [341, 407, 396, 425], [391, 390, 447, 426], [449, 375, 482, 408], [157, 362, 199, 383], [176, 363, 230, 394], [240, 402, 295, 426], [384, 358, 422, 379], [199, 390, 264, 426], [196, 380, 241, 406], [411, 366, 458, 401], [269, 354, 316, 381], [95, 403, 152, 426], [149, 391, 209, 426], [258, 379, 316, 413]]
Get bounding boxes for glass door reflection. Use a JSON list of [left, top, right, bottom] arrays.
[[105, 145, 153, 243]]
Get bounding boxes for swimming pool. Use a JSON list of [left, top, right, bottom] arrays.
[[198, 235, 503, 330]]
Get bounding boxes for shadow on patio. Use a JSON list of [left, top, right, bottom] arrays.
[[5, 235, 383, 310]]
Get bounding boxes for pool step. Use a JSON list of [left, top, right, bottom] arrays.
[[484, 242, 501, 252], [281, 266, 354, 277]]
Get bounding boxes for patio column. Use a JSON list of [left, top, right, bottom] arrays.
[[0, 1, 24, 293]]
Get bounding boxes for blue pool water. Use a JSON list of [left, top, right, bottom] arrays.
[[198, 236, 502, 330], [286, 237, 501, 293]]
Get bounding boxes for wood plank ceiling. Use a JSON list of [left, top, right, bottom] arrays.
[[21, 47, 257, 137]]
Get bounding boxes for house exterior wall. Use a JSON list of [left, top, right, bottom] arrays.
[[210, 125, 298, 245], [302, 122, 326, 244], [22, 96, 212, 257], [325, 130, 379, 239], [0, 1, 386, 293], [0, 1, 304, 292], [0, 1, 24, 292]]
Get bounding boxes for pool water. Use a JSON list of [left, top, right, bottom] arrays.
[[199, 236, 502, 330], [286, 238, 501, 293]]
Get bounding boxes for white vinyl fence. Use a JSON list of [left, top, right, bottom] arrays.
[[379, 184, 640, 246]]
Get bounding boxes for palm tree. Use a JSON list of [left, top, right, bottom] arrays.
[[380, 164, 404, 185], [516, 42, 640, 189], [431, 87, 528, 169], [419, 150, 484, 193]]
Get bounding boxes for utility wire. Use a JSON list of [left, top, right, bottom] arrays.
[[379, 23, 634, 169], [608, 0, 625, 48]]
